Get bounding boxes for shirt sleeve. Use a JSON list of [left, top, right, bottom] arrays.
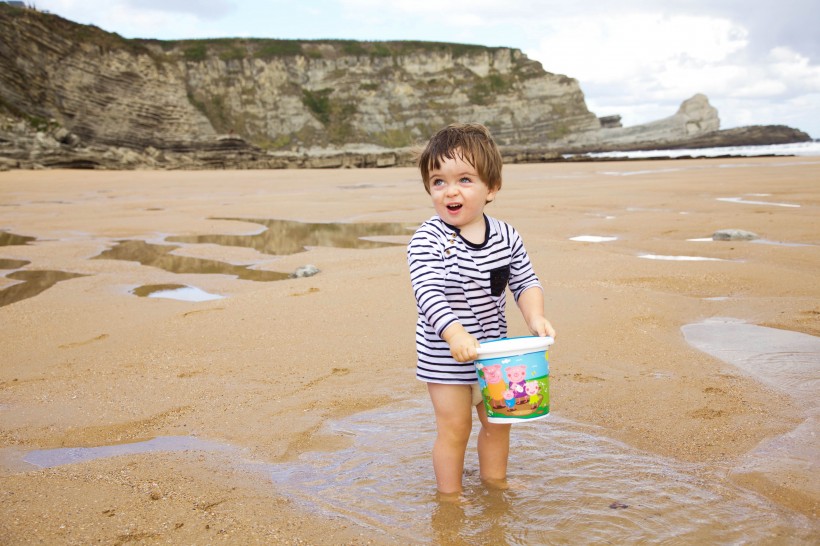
[[407, 228, 459, 338], [506, 226, 542, 301]]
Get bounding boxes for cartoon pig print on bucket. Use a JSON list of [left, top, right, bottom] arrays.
[[475, 336, 553, 423]]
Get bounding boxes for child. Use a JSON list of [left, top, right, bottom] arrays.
[[407, 123, 555, 495]]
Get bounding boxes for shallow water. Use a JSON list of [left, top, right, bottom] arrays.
[[1, 220, 413, 306], [131, 283, 224, 301], [7, 407, 815, 544], [569, 235, 618, 243], [638, 254, 726, 261], [95, 218, 413, 280], [166, 217, 414, 255], [4, 321, 817, 542], [22, 436, 229, 468], [717, 196, 801, 208], [260, 403, 817, 544], [682, 318, 820, 406], [0, 269, 86, 307], [682, 319, 820, 520]]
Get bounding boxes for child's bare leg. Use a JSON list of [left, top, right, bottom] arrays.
[[476, 402, 512, 484], [427, 383, 473, 494]]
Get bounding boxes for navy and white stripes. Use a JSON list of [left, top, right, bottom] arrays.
[[408, 215, 542, 384]]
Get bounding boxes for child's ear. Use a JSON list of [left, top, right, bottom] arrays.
[[486, 188, 498, 203]]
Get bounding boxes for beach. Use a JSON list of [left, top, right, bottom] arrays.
[[1, 156, 818, 543]]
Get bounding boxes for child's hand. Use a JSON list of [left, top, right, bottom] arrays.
[[441, 323, 480, 362], [528, 316, 556, 339], [517, 288, 556, 339]]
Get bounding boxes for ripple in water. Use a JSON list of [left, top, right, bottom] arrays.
[[263, 402, 816, 544]]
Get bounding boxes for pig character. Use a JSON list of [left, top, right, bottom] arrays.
[[503, 389, 516, 411], [525, 381, 542, 409], [482, 364, 507, 409], [505, 365, 528, 404]]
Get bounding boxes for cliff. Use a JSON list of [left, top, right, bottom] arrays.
[[0, 5, 811, 170]]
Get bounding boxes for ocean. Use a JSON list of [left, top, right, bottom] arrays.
[[567, 141, 820, 160]]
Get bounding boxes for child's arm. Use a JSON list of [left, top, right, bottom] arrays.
[[441, 322, 480, 362], [517, 287, 556, 338]]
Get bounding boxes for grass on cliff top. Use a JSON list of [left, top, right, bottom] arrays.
[[1, 5, 518, 64], [147, 37, 510, 62]]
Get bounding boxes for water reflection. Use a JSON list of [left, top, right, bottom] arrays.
[[2, 401, 815, 543], [22, 436, 229, 468], [0, 270, 86, 308], [0, 259, 31, 270], [682, 318, 820, 405], [167, 217, 414, 255], [263, 402, 816, 544], [94, 240, 289, 282], [131, 284, 224, 302], [0, 231, 36, 246]]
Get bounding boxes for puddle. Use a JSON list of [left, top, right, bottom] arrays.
[[94, 240, 290, 282], [260, 403, 816, 544], [682, 319, 820, 514], [96, 218, 414, 281], [1, 232, 86, 307], [0, 270, 86, 308], [166, 217, 414, 255], [681, 319, 820, 406], [2, 219, 414, 305], [0, 231, 36, 246], [750, 239, 814, 247], [638, 254, 726, 261], [717, 197, 800, 208], [569, 235, 618, 243], [131, 284, 224, 302], [688, 237, 813, 247], [0, 258, 31, 270], [21, 436, 229, 469], [4, 406, 815, 543]]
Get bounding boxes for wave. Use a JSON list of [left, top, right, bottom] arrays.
[[567, 141, 820, 160]]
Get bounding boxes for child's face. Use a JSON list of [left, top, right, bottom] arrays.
[[427, 152, 497, 233]]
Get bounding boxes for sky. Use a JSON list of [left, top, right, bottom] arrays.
[[29, 0, 820, 138]]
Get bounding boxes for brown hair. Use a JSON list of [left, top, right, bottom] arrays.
[[417, 123, 503, 194]]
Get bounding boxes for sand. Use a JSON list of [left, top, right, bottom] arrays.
[[1, 157, 818, 543]]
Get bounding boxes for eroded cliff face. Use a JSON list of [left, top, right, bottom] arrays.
[[0, 5, 600, 153], [0, 5, 810, 170]]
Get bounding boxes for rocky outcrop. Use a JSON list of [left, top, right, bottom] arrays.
[[0, 5, 812, 170], [666, 125, 812, 149], [588, 94, 720, 149]]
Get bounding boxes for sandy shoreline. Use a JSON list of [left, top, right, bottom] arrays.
[[1, 157, 818, 543]]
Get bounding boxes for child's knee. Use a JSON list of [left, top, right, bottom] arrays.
[[438, 419, 472, 444]]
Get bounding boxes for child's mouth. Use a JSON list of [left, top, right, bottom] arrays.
[[446, 204, 462, 211]]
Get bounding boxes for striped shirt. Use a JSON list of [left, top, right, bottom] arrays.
[[407, 214, 542, 384]]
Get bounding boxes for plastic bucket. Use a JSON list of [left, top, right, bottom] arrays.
[[475, 336, 553, 423]]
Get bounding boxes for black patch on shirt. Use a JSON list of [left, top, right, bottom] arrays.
[[489, 265, 510, 297]]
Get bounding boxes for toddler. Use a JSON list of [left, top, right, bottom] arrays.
[[407, 123, 555, 494]]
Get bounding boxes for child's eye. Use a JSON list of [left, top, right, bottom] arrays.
[[432, 179, 444, 187], [459, 177, 472, 184]]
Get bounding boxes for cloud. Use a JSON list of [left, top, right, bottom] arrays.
[[123, 0, 237, 20]]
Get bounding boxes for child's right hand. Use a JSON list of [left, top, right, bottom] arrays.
[[441, 323, 480, 362]]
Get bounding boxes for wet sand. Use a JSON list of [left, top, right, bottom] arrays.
[[1, 157, 818, 543]]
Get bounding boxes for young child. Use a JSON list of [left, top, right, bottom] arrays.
[[407, 123, 556, 495]]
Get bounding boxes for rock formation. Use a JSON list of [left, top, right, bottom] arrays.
[[0, 4, 811, 170]]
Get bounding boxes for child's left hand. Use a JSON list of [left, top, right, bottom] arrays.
[[528, 316, 556, 339]]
